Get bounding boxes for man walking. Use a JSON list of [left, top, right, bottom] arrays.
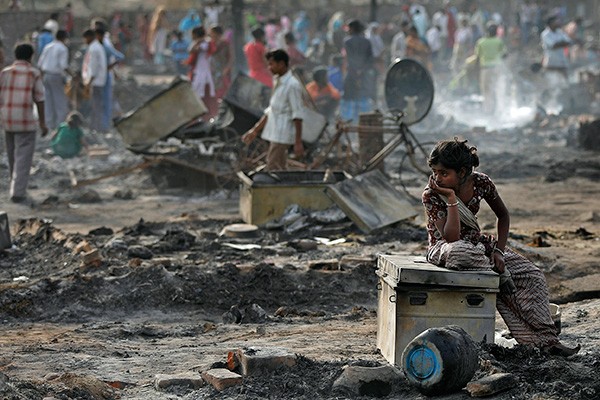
[[541, 15, 571, 85], [38, 29, 70, 130], [340, 19, 374, 124], [474, 22, 506, 114], [0, 43, 47, 203], [539, 15, 571, 113], [92, 20, 125, 132], [81, 29, 107, 132], [241, 49, 304, 171]]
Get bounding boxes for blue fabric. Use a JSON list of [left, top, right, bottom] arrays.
[[340, 97, 372, 123], [179, 11, 202, 33], [101, 73, 113, 132], [294, 14, 310, 53], [104, 42, 125, 63], [37, 31, 53, 55], [327, 66, 343, 93], [101, 42, 125, 132], [170, 39, 189, 62]]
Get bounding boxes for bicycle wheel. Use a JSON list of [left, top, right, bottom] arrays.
[[398, 139, 435, 191]]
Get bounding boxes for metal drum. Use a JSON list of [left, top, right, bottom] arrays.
[[402, 325, 479, 395]]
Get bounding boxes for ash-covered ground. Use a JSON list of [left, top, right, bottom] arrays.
[[0, 68, 599, 399]]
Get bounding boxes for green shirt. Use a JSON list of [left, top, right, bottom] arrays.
[[474, 37, 506, 67], [51, 122, 84, 159]]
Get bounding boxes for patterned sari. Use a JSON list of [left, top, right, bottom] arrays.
[[422, 172, 559, 346]]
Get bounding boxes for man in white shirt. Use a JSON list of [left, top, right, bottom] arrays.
[[81, 29, 107, 132], [204, 0, 225, 28], [390, 21, 409, 63], [38, 30, 70, 130], [540, 15, 571, 111], [541, 15, 571, 81], [431, 9, 448, 50], [426, 25, 442, 69], [241, 49, 304, 171]]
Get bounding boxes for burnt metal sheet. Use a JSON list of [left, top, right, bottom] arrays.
[[223, 73, 271, 118], [324, 170, 418, 233], [115, 78, 207, 151], [221, 73, 271, 135]]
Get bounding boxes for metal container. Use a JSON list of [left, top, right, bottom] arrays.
[[238, 170, 348, 226], [376, 254, 499, 366], [115, 78, 207, 151]]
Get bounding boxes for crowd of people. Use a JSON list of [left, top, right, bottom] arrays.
[[0, 1, 590, 358], [0, 0, 596, 201]]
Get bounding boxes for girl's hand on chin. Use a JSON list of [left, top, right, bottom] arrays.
[[429, 176, 455, 197]]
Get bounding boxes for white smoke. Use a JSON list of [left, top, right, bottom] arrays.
[[434, 61, 539, 130]]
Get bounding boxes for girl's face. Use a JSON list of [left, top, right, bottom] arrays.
[[430, 163, 461, 189]]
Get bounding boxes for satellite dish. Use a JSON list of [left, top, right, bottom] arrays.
[[384, 58, 434, 125]]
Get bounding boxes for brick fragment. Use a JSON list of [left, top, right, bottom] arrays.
[[201, 368, 242, 391], [340, 255, 375, 265], [308, 258, 340, 270], [236, 347, 297, 376], [333, 364, 403, 396], [81, 249, 102, 268], [104, 380, 135, 389], [466, 373, 518, 397], [73, 241, 92, 254], [154, 372, 204, 390]]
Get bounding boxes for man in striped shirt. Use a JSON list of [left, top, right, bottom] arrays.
[[0, 43, 47, 203]]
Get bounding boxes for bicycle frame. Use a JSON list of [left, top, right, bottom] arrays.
[[361, 113, 430, 176]]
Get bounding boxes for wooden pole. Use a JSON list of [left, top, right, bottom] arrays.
[[370, 0, 378, 22]]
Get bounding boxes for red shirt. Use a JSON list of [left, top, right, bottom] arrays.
[[306, 82, 340, 101], [0, 61, 45, 132], [63, 11, 74, 34], [243, 40, 272, 88]]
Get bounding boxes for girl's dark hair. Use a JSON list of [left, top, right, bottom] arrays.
[[428, 138, 479, 174]]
